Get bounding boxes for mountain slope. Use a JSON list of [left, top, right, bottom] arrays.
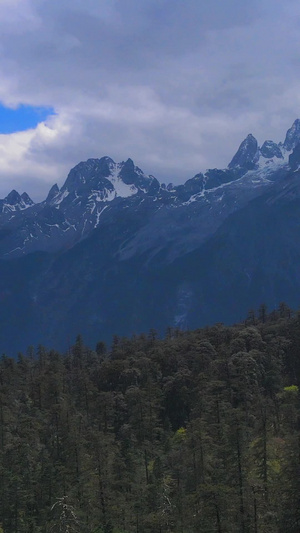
[[1, 120, 300, 353]]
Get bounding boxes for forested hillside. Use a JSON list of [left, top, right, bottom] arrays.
[[1, 305, 300, 532]]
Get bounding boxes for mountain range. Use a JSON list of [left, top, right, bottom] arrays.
[[2, 119, 300, 354]]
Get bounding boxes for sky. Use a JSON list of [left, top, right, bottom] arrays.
[[0, 0, 300, 200]]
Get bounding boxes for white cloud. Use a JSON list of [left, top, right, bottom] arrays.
[[0, 0, 299, 199]]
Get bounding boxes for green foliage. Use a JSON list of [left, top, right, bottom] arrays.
[[173, 427, 187, 442], [283, 384, 299, 393], [0, 311, 300, 531]]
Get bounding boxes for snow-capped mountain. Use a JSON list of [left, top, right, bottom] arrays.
[[0, 157, 160, 257], [0, 190, 33, 217], [1, 120, 300, 353], [1, 120, 296, 259]]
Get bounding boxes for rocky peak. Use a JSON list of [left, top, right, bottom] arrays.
[[283, 119, 300, 151], [228, 133, 259, 169], [119, 158, 137, 185], [260, 140, 283, 159], [122, 158, 135, 170], [50, 156, 161, 211], [62, 157, 114, 193], [46, 184, 60, 203], [21, 192, 34, 205], [0, 189, 33, 214], [118, 158, 159, 194], [184, 173, 205, 195], [5, 190, 22, 205]]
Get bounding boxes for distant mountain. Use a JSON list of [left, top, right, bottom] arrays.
[[1, 120, 300, 354]]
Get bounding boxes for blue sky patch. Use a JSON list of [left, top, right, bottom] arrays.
[[0, 104, 55, 134]]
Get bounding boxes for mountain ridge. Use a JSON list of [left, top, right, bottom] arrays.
[[1, 119, 298, 260], [1, 120, 300, 353]]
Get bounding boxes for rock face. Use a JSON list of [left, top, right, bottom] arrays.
[[1, 120, 300, 354], [283, 118, 300, 151], [260, 140, 283, 159], [228, 133, 259, 169], [289, 143, 300, 170], [0, 189, 33, 216]]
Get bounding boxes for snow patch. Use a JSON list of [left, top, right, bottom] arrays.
[[95, 205, 108, 227], [107, 163, 138, 198], [53, 188, 70, 205]]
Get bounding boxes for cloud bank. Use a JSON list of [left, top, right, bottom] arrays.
[[0, 0, 299, 199]]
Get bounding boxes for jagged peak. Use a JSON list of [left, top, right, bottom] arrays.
[[52, 155, 160, 206], [70, 156, 116, 174], [46, 183, 60, 203], [98, 156, 115, 166], [21, 192, 34, 205], [5, 189, 22, 205], [119, 158, 135, 174], [123, 157, 134, 166], [183, 173, 205, 196], [262, 140, 276, 147], [118, 157, 157, 192], [283, 119, 300, 151], [260, 140, 283, 159], [62, 157, 115, 193], [228, 133, 258, 169], [0, 190, 34, 211]]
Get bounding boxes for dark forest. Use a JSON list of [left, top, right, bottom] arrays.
[[0, 304, 300, 532]]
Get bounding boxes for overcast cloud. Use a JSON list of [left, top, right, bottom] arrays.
[[0, 0, 299, 199]]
